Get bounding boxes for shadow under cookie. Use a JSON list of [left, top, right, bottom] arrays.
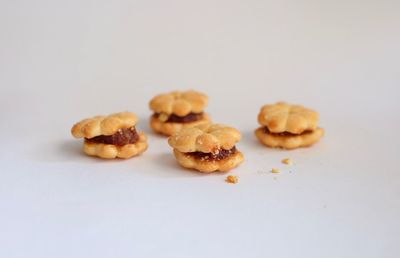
[[142, 152, 207, 178]]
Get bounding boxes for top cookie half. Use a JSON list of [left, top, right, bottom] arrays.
[[168, 123, 241, 153], [71, 112, 138, 139], [149, 90, 208, 116], [258, 102, 319, 134]]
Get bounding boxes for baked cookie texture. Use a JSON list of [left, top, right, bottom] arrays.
[[255, 127, 324, 149], [168, 123, 244, 173], [83, 132, 148, 159], [255, 102, 324, 149], [71, 112, 138, 139], [149, 90, 211, 136], [150, 113, 211, 136], [258, 102, 319, 134], [71, 112, 148, 159], [150, 90, 208, 116]]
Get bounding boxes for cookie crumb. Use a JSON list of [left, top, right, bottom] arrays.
[[158, 113, 169, 122], [281, 158, 292, 165], [226, 175, 239, 184], [271, 168, 280, 174]]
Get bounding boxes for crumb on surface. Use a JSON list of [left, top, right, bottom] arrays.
[[281, 158, 292, 165], [226, 175, 239, 184], [271, 168, 280, 174]]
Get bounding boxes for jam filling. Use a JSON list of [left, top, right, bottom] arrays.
[[154, 112, 203, 123], [85, 127, 139, 146], [186, 146, 237, 161], [263, 127, 312, 136]]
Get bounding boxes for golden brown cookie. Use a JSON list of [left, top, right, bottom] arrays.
[[150, 113, 211, 136], [150, 90, 208, 116], [258, 102, 319, 134], [255, 127, 324, 149], [149, 90, 211, 136], [71, 112, 148, 159], [168, 123, 244, 173], [255, 102, 324, 149]]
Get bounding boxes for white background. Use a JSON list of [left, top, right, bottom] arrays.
[[1, 0, 399, 257]]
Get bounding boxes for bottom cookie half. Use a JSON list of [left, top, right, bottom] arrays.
[[255, 127, 324, 149], [83, 132, 148, 159], [173, 148, 244, 173], [150, 113, 211, 136]]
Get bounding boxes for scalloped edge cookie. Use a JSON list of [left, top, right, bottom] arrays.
[[150, 113, 211, 136], [168, 123, 242, 153], [83, 132, 148, 159], [72, 112, 138, 139], [149, 90, 208, 116], [255, 127, 324, 149], [173, 149, 244, 173], [258, 102, 319, 134]]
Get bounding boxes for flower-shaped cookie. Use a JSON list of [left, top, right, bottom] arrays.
[[71, 112, 148, 159], [168, 123, 244, 173], [255, 102, 324, 149], [149, 90, 211, 136]]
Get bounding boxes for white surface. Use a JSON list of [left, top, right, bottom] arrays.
[[1, 0, 399, 257]]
